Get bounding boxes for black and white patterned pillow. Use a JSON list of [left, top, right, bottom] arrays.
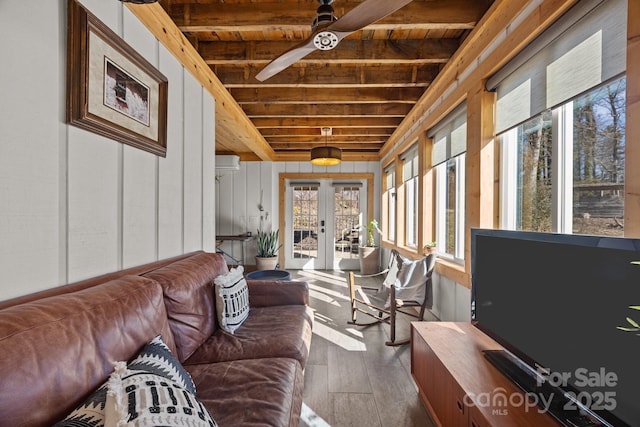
[[128, 335, 196, 394], [213, 265, 250, 334], [53, 383, 108, 427], [54, 335, 195, 427], [104, 362, 217, 427]]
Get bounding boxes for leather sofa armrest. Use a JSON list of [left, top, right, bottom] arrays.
[[246, 280, 309, 307]]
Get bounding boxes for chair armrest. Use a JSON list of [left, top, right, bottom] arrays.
[[246, 280, 309, 307]]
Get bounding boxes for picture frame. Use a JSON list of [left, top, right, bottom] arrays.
[[67, 0, 168, 157]]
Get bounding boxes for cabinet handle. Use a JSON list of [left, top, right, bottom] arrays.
[[456, 399, 464, 412], [471, 422, 479, 427]]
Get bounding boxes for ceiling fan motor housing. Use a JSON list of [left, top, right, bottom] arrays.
[[312, 2, 339, 50]]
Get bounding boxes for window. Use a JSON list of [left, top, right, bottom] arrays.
[[402, 147, 419, 248], [431, 104, 467, 260], [494, 0, 626, 236], [383, 165, 396, 242], [500, 78, 626, 235]]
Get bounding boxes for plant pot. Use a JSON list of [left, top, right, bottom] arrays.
[[358, 246, 380, 275], [255, 256, 278, 270]]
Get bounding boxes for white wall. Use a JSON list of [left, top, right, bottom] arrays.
[[0, 0, 216, 300], [215, 160, 381, 265]]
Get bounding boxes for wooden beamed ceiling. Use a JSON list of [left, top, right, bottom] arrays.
[[159, 0, 494, 161]]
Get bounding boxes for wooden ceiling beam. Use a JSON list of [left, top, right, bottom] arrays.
[[218, 64, 439, 88], [260, 127, 396, 137], [268, 135, 387, 143], [125, 2, 274, 160], [270, 143, 384, 151], [252, 117, 401, 128], [242, 103, 412, 118], [167, 1, 489, 31], [230, 87, 422, 104], [200, 39, 457, 64]]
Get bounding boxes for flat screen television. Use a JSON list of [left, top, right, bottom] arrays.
[[471, 228, 640, 427]]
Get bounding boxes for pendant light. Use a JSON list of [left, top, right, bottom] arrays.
[[311, 127, 342, 166]]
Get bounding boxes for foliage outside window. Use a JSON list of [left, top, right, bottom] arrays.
[[334, 185, 360, 259], [292, 186, 318, 259], [435, 154, 466, 259], [383, 166, 396, 242], [403, 149, 419, 248], [432, 104, 467, 261], [500, 77, 626, 236]]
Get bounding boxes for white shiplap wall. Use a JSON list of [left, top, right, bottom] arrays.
[[0, 0, 216, 300], [215, 160, 381, 266]]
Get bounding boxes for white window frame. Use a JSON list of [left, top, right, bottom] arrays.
[[435, 154, 466, 261], [402, 148, 419, 248]]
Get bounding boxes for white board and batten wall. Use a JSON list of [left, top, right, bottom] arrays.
[[0, 0, 216, 300], [215, 160, 382, 265]]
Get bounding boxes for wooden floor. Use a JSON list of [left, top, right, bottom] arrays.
[[290, 269, 438, 427]]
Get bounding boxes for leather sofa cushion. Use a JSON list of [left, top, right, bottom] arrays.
[[186, 357, 304, 427], [185, 305, 314, 368], [0, 275, 174, 427], [246, 280, 310, 307], [143, 252, 229, 361]]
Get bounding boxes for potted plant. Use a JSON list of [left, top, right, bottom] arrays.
[[424, 241, 437, 255], [358, 219, 381, 274], [255, 226, 282, 270]]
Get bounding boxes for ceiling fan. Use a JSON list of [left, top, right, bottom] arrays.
[[255, 0, 414, 82]]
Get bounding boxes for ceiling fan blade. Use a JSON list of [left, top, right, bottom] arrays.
[[328, 0, 414, 35], [256, 0, 413, 82], [255, 38, 318, 82]]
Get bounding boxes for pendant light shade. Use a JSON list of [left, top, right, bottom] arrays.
[[311, 127, 342, 166], [310, 146, 342, 166]]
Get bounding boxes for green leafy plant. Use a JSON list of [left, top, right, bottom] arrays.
[[617, 306, 640, 334], [360, 219, 380, 247], [617, 261, 640, 335], [424, 241, 437, 254], [256, 228, 281, 257]]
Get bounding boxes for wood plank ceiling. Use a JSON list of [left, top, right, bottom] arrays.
[[159, 0, 494, 162]]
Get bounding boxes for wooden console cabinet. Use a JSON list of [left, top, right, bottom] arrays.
[[411, 322, 561, 427]]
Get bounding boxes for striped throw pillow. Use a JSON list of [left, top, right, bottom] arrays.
[[213, 265, 250, 334]]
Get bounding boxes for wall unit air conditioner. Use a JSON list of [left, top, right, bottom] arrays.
[[215, 155, 240, 171]]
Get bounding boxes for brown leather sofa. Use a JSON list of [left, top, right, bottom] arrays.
[[0, 251, 313, 427]]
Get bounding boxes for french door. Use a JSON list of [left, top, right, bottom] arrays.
[[285, 179, 366, 270]]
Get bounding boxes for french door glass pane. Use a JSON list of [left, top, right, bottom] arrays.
[[292, 186, 318, 260], [334, 186, 360, 260]]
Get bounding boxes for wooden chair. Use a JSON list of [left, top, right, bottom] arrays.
[[347, 250, 436, 346]]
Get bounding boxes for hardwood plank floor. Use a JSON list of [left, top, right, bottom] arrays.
[[291, 269, 438, 427]]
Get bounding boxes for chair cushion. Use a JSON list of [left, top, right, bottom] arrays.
[[393, 255, 430, 304], [213, 265, 250, 334], [382, 250, 406, 288]]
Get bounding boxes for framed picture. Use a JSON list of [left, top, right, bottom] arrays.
[[67, 0, 168, 156]]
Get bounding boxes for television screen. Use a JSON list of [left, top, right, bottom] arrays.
[[471, 229, 640, 426]]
